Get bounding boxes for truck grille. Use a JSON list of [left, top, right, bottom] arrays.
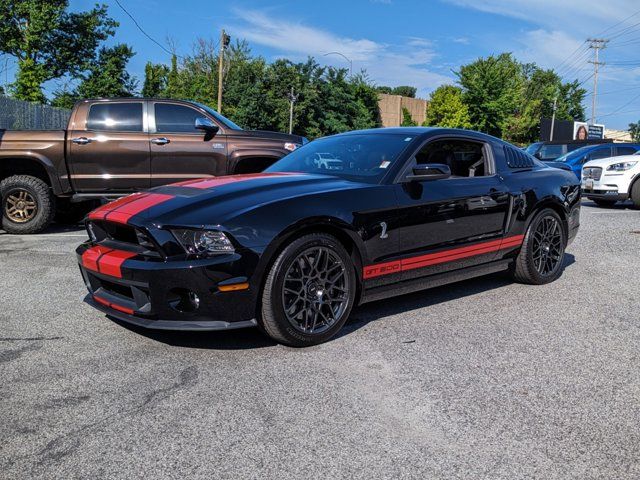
[[583, 167, 602, 181], [87, 220, 162, 257]]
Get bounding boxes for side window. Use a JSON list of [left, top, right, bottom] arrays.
[[87, 103, 143, 132], [155, 103, 205, 133], [617, 146, 637, 156], [412, 139, 490, 178], [504, 145, 536, 169], [538, 144, 563, 160], [587, 147, 613, 162]]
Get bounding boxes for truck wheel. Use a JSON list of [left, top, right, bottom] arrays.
[[1, 175, 55, 234], [511, 208, 566, 285], [631, 181, 640, 208], [55, 198, 100, 224]]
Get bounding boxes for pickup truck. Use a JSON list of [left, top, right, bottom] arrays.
[[0, 98, 305, 233]]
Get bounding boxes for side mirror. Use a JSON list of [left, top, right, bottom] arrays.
[[407, 163, 451, 181], [195, 117, 219, 134], [533, 152, 542, 160]]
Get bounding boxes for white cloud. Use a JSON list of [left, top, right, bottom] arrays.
[[230, 10, 451, 96]]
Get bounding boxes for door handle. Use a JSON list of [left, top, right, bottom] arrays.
[[71, 137, 92, 145], [151, 137, 170, 145]]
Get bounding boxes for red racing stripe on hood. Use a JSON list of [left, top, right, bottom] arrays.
[[88, 192, 174, 225], [88, 193, 149, 221]]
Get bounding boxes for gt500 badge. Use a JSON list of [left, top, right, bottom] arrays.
[[212, 143, 225, 149]]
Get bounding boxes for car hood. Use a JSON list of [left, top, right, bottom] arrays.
[[583, 155, 638, 168], [122, 173, 371, 227]]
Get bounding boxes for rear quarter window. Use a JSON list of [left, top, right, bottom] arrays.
[[503, 145, 536, 169]]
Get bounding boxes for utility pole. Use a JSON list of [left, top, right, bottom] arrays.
[[549, 95, 558, 141], [587, 38, 608, 125], [217, 29, 230, 113], [287, 87, 298, 134]]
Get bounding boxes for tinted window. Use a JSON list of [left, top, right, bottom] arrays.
[[617, 146, 637, 156], [155, 103, 203, 133], [588, 147, 613, 161], [87, 103, 143, 132], [538, 144, 564, 160], [266, 134, 413, 184]]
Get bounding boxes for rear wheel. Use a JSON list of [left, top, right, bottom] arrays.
[[1, 175, 55, 234], [630, 181, 640, 208], [511, 208, 566, 285], [260, 233, 356, 347], [591, 198, 617, 207]]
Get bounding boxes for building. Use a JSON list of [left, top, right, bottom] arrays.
[[378, 93, 428, 127], [604, 129, 633, 143]]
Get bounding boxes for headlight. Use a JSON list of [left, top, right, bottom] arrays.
[[171, 229, 235, 256], [607, 161, 637, 171], [284, 142, 301, 152]]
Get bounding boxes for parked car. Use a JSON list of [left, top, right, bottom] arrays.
[[0, 98, 305, 234], [525, 139, 612, 161], [312, 152, 343, 170], [550, 143, 640, 178], [582, 151, 640, 207], [76, 127, 580, 347]]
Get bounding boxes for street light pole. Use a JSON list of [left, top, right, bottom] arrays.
[[323, 51, 352, 76], [287, 87, 298, 134]]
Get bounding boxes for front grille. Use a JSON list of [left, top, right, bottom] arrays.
[[583, 167, 602, 181], [87, 220, 162, 257]]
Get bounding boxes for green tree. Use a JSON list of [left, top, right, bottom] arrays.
[[401, 107, 417, 126], [629, 121, 640, 141], [392, 86, 417, 98], [423, 85, 471, 129], [455, 53, 523, 137], [142, 62, 169, 97], [0, 0, 117, 102], [52, 44, 136, 108]]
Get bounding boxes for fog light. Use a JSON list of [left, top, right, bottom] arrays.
[[168, 288, 200, 313]]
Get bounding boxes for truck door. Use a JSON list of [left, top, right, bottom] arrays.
[[67, 101, 150, 192], [149, 101, 228, 187]]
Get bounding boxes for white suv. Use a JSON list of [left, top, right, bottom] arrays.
[[582, 152, 640, 207]]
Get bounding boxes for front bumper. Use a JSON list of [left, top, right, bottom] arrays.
[[581, 174, 630, 201], [77, 241, 260, 331]]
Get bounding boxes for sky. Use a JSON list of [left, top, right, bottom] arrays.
[[8, 0, 640, 130]]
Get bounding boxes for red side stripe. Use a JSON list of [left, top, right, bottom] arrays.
[[93, 295, 135, 315], [98, 250, 138, 278], [363, 235, 525, 280]]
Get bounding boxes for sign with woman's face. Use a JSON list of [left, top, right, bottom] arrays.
[[574, 122, 588, 140]]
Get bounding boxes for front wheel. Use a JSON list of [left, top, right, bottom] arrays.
[[260, 233, 357, 347], [511, 208, 566, 285], [1, 175, 55, 234]]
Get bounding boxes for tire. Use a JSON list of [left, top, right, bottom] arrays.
[[55, 198, 100, 224], [591, 198, 617, 208], [631, 180, 640, 208], [1, 175, 55, 234], [260, 233, 357, 347], [511, 208, 566, 285]]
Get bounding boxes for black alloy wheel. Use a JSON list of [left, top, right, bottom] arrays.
[[260, 233, 356, 347], [512, 208, 566, 285], [281, 246, 350, 335], [531, 215, 563, 276]]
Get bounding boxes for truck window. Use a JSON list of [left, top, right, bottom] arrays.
[[538, 144, 564, 160], [617, 146, 637, 156], [155, 103, 204, 133], [86, 103, 143, 132]]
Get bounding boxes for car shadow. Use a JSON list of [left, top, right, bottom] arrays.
[[0, 223, 87, 236], [110, 254, 575, 350], [582, 199, 637, 210]]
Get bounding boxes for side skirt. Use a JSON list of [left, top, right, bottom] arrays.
[[359, 259, 513, 305]]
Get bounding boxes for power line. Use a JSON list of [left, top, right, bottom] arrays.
[[598, 91, 640, 119], [114, 0, 182, 59]]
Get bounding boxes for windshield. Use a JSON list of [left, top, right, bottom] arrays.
[[555, 145, 592, 162], [265, 133, 415, 183], [194, 102, 243, 130], [524, 143, 542, 155]]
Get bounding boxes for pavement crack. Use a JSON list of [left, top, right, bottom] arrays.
[[0, 337, 63, 342]]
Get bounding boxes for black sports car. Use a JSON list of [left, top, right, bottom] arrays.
[[77, 128, 580, 346]]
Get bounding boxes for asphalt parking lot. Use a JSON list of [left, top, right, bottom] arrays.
[[1, 200, 639, 479]]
